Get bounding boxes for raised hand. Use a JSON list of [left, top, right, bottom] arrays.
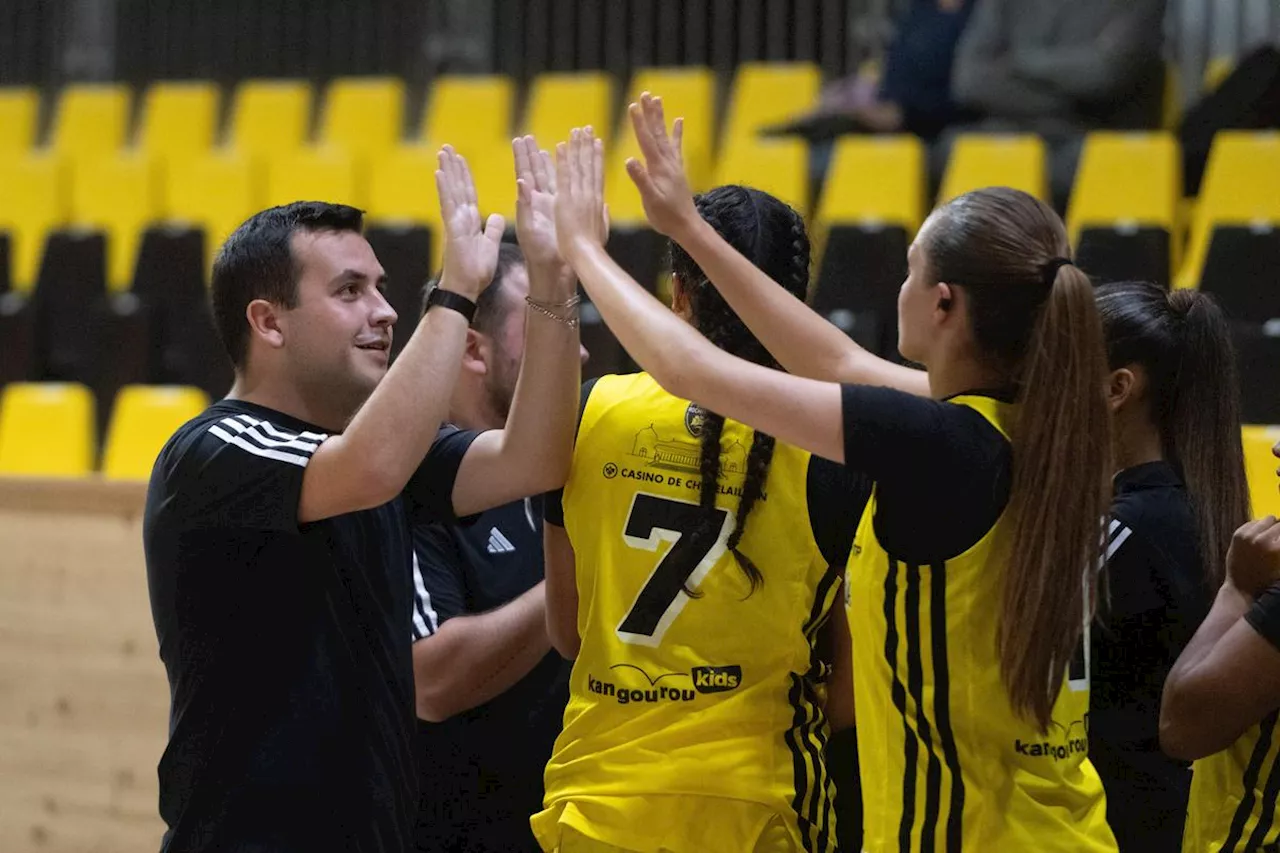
[[625, 92, 700, 239], [513, 135, 564, 272], [1227, 516, 1280, 597], [554, 127, 608, 261], [435, 145, 505, 299]]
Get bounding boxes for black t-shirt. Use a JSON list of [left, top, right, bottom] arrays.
[[840, 384, 1012, 561], [143, 399, 478, 853], [410, 494, 570, 853], [1090, 461, 1211, 853]]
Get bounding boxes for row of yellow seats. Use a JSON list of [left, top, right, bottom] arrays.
[[1, 382, 1276, 520], [2, 128, 1275, 299], [0, 383, 208, 480]]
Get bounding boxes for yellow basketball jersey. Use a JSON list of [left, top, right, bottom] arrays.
[[845, 395, 1117, 852], [1183, 711, 1280, 852], [536, 373, 843, 853]]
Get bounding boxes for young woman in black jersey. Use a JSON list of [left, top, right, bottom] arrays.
[[1088, 281, 1250, 851], [551, 100, 1118, 851]]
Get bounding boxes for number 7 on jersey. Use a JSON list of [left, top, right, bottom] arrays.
[[617, 493, 735, 646]]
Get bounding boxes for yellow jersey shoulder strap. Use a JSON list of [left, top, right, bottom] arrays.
[[946, 393, 1015, 441]]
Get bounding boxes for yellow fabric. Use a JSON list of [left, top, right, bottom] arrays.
[[102, 386, 209, 481], [846, 395, 1116, 852], [0, 383, 96, 477], [937, 134, 1048, 205], [539, 373, 840, 853], [1183, 715, 1280, 852], [544, 799, 798, 853]]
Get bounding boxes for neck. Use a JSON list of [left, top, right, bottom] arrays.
[[1113, 420, 1165, 472], [227, 371, 355, 433], [447, 383, 503, 432], [925, 354, 1008, 401]]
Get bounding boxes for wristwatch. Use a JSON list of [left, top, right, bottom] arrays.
[[425, 287, 478, 324]]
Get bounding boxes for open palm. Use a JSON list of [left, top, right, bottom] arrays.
[[513, 135, 561, 270], [435, 145, 504, 295]]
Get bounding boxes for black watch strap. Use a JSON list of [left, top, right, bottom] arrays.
[[425, 287, 478, 324]]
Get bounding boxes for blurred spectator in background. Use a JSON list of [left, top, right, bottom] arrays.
[[947, 0, 1168, 211]]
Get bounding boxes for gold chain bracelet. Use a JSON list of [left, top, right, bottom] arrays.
[[525, 294, 581, 329]]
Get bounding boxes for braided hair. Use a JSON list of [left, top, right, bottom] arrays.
[[671, 185, 811, 594]]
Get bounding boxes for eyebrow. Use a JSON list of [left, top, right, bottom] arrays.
[[329, 269, 388, 288]]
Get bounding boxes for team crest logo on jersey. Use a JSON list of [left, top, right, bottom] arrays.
[[685, 404, 706, 438]]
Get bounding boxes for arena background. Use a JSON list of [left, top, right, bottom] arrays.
[[0, 1, 1278, 851]]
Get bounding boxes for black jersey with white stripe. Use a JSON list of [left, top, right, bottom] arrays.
[[410, 495, 571, 853], [1091, 461, 1211, 852], [143, 399, 477, 853]]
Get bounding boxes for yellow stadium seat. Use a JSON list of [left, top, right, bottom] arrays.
[[102, 385, 209, 480], [1244, 425, 1280, 520], [228, 80, 313, 161], [711, 139, 809, 213], [420, 75, 514, 160], [367, 146, 443, 269], [1068, 132, 1181, 278], [0, 154, 68, 291], [49, 84, 131, 169], [0, 383, 96, 477], [816, 135, 926, 232], [265, 147, 361, 210], [165, 152, 258, 261], [71, 152, 159, 291], [320, 77, 405, 161], [606, 67, 716, 225], [937, 134, 1048, 205], [136, 81, 220, 171], [525, 72, 615, 146], [721, 62, 820, 149], [0, 88, 39, 152], [1176, 132, 1280, 289]]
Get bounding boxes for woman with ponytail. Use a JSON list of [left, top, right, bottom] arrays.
[[536, 179, 866, 853], [1088, 281, 1250, 851], [551, 99, 1118, 852]]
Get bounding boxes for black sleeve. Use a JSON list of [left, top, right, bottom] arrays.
[[404, 424, 484, 525], [806, 455, 872, 567], [1246, 583, 1280, 653], [840, 384, 1012, 562], [165, 419, 316, 532], [544, 377, 600, 528], [409, 523, 469, 642]]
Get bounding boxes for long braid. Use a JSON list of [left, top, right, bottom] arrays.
[[668, 185, 812, 596]]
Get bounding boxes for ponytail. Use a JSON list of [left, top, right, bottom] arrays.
[[1163, 290, 1249, 587], [999, 264, 1112, 730]]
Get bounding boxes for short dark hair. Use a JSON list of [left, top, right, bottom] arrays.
[[419, 242, 525, 336], [211, 201, 365, 369]]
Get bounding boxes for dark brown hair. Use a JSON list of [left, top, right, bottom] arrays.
[[671, 185, 811, 592], [924, 187, 1112, 731], [1096, 280, 1250, 589]]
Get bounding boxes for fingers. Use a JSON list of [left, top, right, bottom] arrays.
[[555, 141, 571, 202], [672, 117, 685, 161], [516, 177, 531, 207], [629, 101, 657, 162], [626, 157, 656, 197], [513, 136, 533, 185], [539, 148, 555, 193], [482, 213, 505, 244], [592, 136, 604, 200]]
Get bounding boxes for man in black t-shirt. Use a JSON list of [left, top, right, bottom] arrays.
[[144, 145, 583, 853], [409, 156, 588, 853]]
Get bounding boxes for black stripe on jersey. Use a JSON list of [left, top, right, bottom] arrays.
[[1224, 710, 1280, 852], [905, 564, 943, 851], [884, 559, 919, 850], [1244, 711, 1280, 851], [786, 675, 819, 853], [931, 559, 965, 852]]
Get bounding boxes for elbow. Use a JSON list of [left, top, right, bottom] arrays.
[[414, 682, 457, 724], [1158, 717, 1213, 763], [547, 620, 580, 661], [648, 340, 700, 404], [1158, 692, 1234, 762]]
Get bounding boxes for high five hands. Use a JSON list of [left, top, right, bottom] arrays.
[[434, 146, 504, 299]]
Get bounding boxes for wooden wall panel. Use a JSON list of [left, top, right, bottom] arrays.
[[0, 480, 165, 853]]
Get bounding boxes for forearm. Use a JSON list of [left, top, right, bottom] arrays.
[[544, 523, 581, 659], [413, 582, 551, 722], [495, 264, 581, 488], [677, 218, 928, 394], [328, 301, 470, 502], [1160, 583, 1254, 758]]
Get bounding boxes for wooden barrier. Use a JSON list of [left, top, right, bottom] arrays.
[[0, 478, 166, 853]]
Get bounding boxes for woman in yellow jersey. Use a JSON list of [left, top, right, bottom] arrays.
[[549, 102, 1119, 853], [1163, 445, 1280, 853], [535, 179, 866, 853]]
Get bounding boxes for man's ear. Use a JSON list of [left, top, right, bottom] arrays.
[[461, 328, 489, 376], [245, 299, 285, 350]]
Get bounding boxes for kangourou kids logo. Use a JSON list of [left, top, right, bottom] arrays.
[[587, 663, 744, 706]]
